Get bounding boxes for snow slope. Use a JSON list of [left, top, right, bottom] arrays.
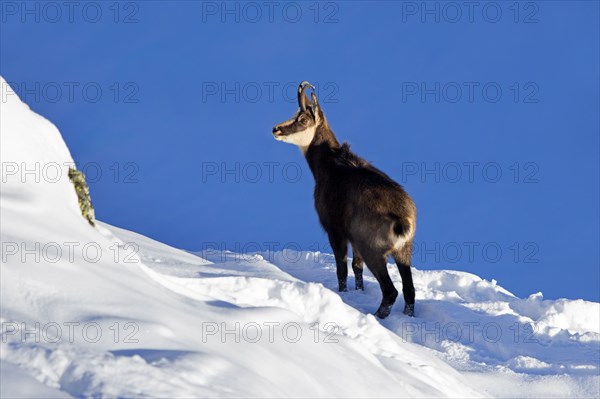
[[1, 76, 484, 397], [1, 76, 598, 398]]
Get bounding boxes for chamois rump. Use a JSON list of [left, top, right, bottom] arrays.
[[272, 81, 417, 318]]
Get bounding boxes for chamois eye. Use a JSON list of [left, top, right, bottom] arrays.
[[298, 116, 308, 126]]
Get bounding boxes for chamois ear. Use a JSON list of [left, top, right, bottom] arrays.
[[310, 92, 320, 118]]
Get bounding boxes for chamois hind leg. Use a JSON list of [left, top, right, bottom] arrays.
[[328, 233, 348, 292], [393, 243, 416, 317], [361, 249, 398, 319], [351, 244, 364, 290]]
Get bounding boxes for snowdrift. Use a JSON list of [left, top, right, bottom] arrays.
[[1, 76, 598, 398]]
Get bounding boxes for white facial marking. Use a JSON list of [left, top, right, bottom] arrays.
[[278, 126, 316, 148], [273, 109, 318, 154]]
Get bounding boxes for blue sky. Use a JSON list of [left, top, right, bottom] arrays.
[[1, 1, 598, 301]]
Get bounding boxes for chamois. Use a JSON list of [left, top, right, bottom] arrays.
[[272, 81, 417, 318]]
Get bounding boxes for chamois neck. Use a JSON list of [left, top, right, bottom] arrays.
[[304, 122, 341, 179]]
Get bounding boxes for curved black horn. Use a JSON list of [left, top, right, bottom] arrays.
[[298, 81, 315, 112]]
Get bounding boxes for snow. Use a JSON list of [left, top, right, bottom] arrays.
[[0, 360, 71, 399], [241, 250, 599, 397], [1, 76, 598, 398]]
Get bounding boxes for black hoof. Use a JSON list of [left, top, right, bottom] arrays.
[[338, 282, 348, 292], [403, 303, 415, 317], [355, 276, 364, 291], [374, 304, 393, 319]]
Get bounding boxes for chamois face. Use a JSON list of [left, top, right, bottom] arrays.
[[272, 82, 321, 152], [272, 106, 319, 149]]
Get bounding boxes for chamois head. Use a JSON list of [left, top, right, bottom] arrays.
[[272, 81, 323, 150]]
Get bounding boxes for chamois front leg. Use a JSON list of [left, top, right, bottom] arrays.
[[328, 233, 348, 292], [351, 244, 364, 290]]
